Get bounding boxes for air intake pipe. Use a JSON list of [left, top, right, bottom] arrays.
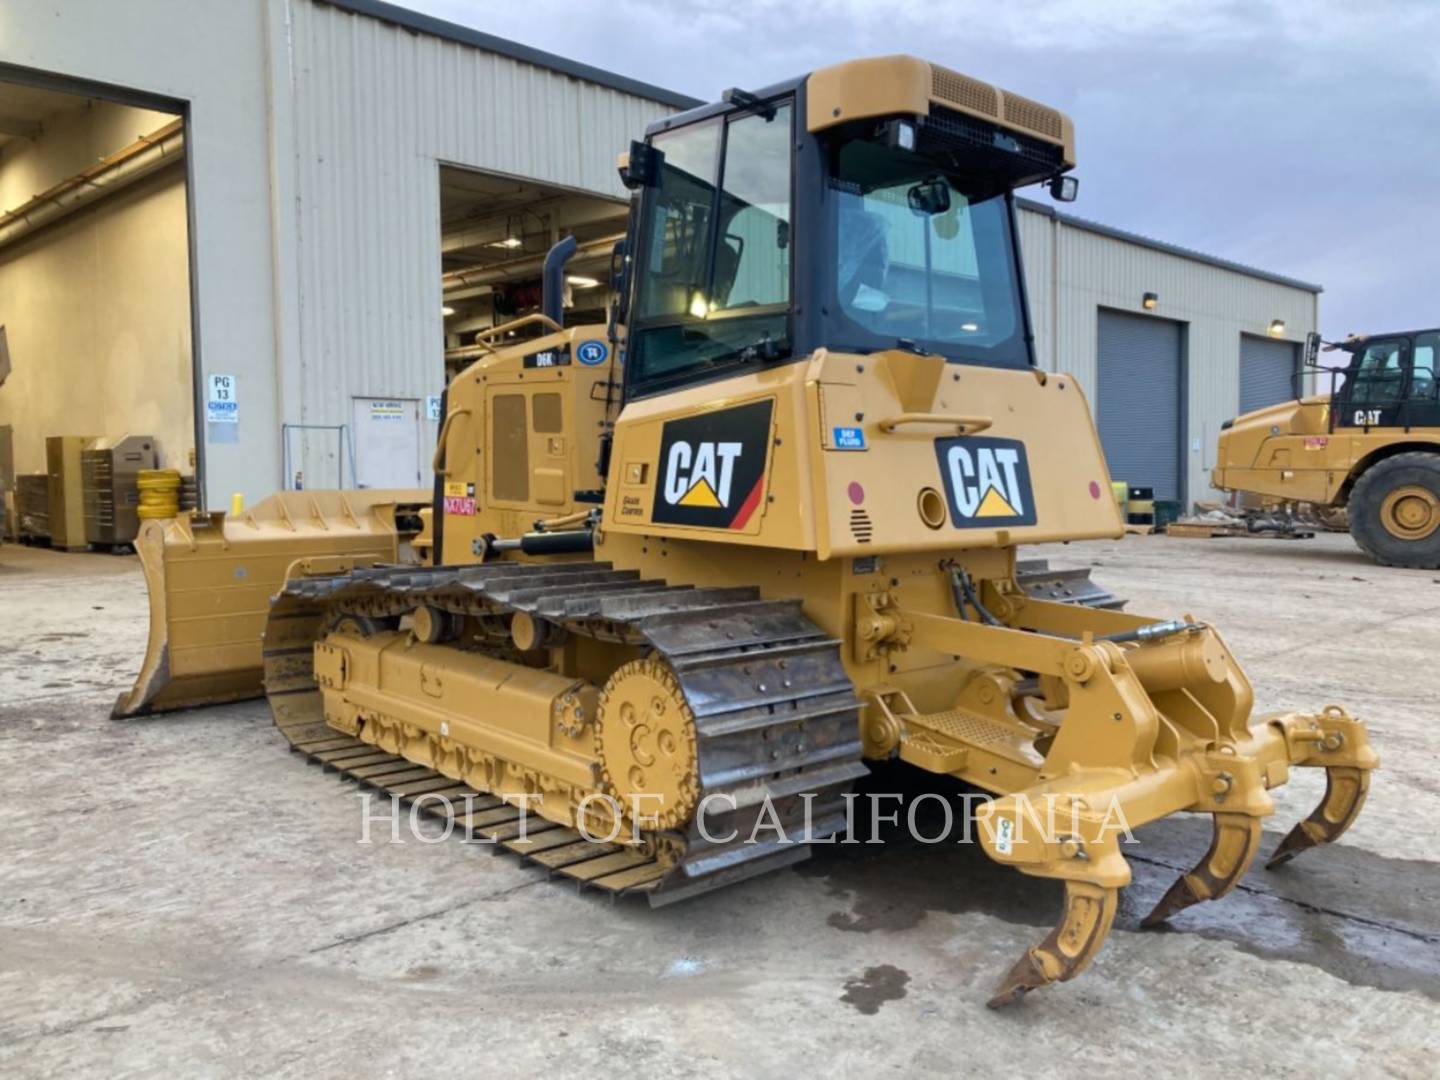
[[541, 235, 578, 327]]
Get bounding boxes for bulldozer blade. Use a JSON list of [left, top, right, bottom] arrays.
[[1141, 812, 1263, 927], [987, 881, 1118, 1009], [112, 489, 426, 719], [1267, 764, 1371, 869]]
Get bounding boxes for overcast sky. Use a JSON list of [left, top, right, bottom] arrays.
[[409, 0, 1439, 342]]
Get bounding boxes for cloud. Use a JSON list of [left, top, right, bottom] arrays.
[[408, 0, 1440, 338]]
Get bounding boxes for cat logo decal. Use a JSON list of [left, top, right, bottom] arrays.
[[651, 400, 773, 529], [935, 436, 1038, 528]]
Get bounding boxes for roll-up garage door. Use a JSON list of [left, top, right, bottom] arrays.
[[1240, 334, 1299, 414], [1096, 309, 1184, 502]]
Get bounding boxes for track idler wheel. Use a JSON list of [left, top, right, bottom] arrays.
[[987, 881, 1118, 1009]]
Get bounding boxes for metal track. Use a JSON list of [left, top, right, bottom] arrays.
[[1015, 558, 1124, 609], [263, 561, 869, 905]]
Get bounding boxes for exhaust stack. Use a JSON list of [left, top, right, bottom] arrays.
[[541, 235, 578, 327]]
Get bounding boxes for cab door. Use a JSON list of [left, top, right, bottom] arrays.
[[1402, 332, 1440, 428], [1335, 337, 1408, 429]]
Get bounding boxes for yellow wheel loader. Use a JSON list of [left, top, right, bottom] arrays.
[[127, 56, 1377, 1006], [1214, 329, 1440, 567]]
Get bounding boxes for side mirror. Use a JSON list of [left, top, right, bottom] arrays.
[[1303, 330, 1321, 368], [1049, 175, 1079, 202], [608, 239, 630, 334], [618, 139, 662, 190], [907, 178, 951, 216]]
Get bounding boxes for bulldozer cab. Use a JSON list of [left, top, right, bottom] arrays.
[[601, 57, 1116, 555], [617, 57, 1074, 403], [1327, 329, 1440, 430]]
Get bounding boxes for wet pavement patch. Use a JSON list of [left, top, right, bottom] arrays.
[[801, 764, 1440, 1000], [840, 964, 910, 1015]]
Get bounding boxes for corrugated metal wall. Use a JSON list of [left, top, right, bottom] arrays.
[[1016, 206, 1318, 502], [272, 1, 1321, 502], [277, 0, 675, 486]]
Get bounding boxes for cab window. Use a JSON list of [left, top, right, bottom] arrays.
[[634, 120, 721, 322], [1411, 333, 1438, 401], [1350, 339, 1406, 405], [825, 137, 1028, 368], [629, 103, 794, 394]]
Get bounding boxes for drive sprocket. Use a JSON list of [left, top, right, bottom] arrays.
[[595, 658, 700, 831]]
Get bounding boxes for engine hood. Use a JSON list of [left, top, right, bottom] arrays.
[[1214, 395, 1330, 479]]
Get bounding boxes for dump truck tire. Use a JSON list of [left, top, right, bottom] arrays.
[[1348, 452, 1440, 569]]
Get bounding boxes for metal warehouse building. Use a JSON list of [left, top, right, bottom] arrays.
[[1015, 202, 1319, 505], [0, 0, 1318, 524]]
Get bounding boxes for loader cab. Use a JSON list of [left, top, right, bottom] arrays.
[[1331, 329, 1440, 430], [617, 57, 1075, 403]]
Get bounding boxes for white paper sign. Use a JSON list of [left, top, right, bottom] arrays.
[[426, 395, 443, 422], [207, 373, 238, 423]]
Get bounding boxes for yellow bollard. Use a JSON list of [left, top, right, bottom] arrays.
[[230, 493, 245, 517]]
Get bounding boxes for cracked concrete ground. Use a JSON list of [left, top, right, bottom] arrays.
[[1, 532, 1438, 1077]]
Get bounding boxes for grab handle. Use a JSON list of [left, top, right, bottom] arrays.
[[877, 413, 993, 435], [432, 407, 473, 476]]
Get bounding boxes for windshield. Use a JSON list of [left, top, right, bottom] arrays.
[[628, 103, 793, 393], [828, 137, 1028, 367]]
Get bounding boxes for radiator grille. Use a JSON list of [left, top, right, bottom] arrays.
[[931, 65, 1000, 119], [1002, 91, 1065, 141], [850, 509, 874, 544]]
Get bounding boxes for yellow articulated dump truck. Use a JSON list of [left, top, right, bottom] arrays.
[[122, 56, 1377, 1006], [1214, 329, 1440, 567]]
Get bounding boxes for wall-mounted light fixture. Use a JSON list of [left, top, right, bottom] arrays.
[[566, 275, 600, 289], [441, 305, 456, 317], [1268, 319, 1286, 337], [1142, 292, 1158, 311]]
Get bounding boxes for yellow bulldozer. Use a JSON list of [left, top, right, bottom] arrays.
[[116, 56, 1377, 1006], [1214, 328, 1440, 567]]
